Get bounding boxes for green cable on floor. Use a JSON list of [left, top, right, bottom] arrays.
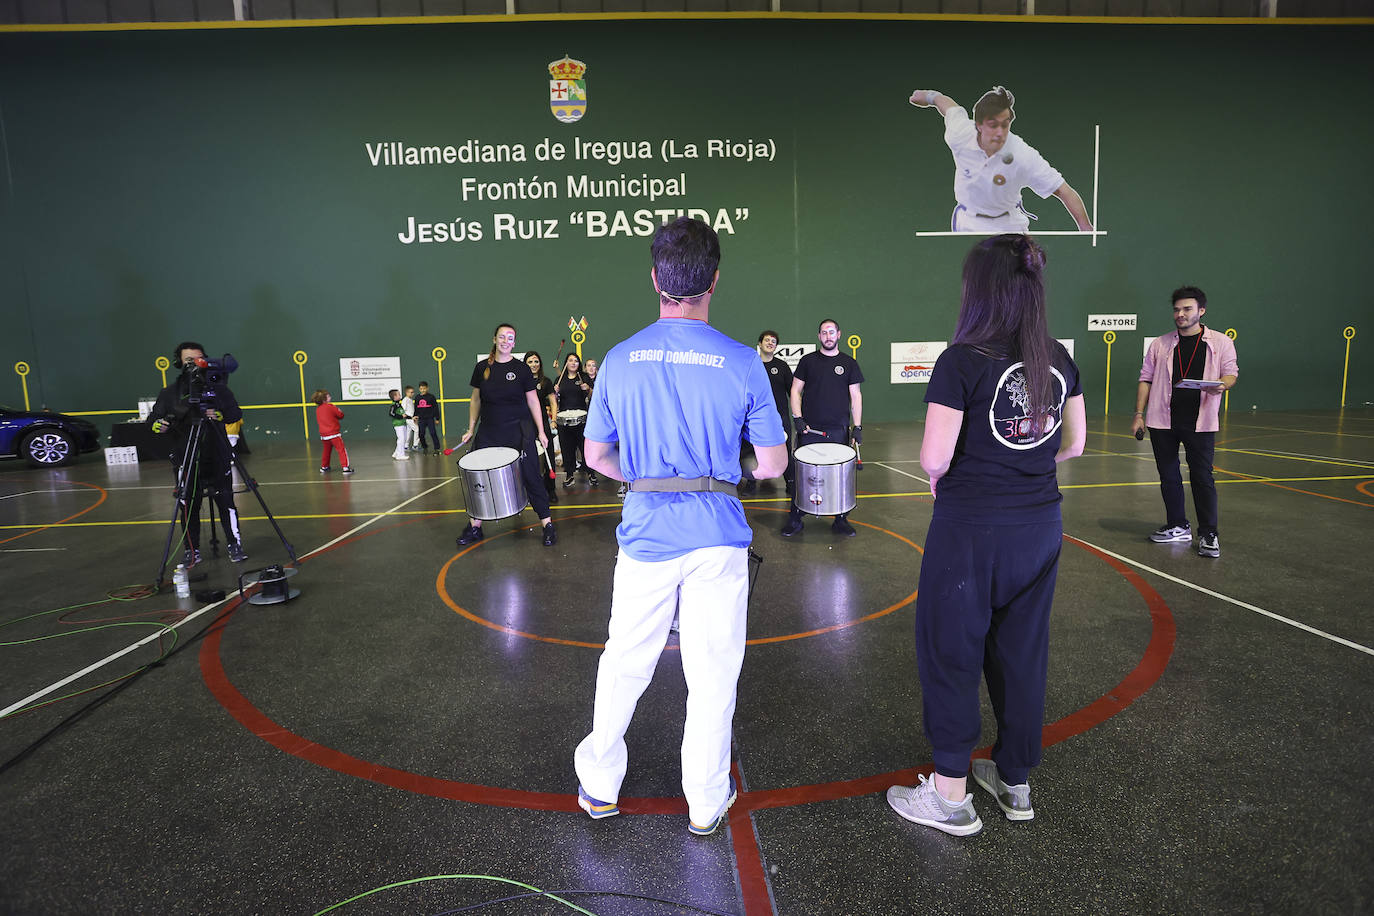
[[312, 874, 599, 916]]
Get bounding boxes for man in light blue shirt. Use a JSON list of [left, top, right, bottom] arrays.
[[573, 217, 787, 836]]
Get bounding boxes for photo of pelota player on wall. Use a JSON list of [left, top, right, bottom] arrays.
[[908, 85, 1094, 234]]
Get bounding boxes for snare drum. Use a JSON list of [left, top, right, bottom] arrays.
[[458, 447, 526, 520], [556, 409, 588, 428], [793, 443, 857, 516]]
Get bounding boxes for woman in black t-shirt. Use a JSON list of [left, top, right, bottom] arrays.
[[455, 323, 557, 547], [887, 234, 1086, 837], [525, 350, 560, 505], [555, 353, 596, 488]]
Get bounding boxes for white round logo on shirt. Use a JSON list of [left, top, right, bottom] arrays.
[[505, 371, 516, 381], [833, 365, 844, 375], [987, 362, 1068, 451], [769, 366, 778, 375]]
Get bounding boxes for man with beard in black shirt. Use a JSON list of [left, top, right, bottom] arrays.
[[782, 319, 864, 537]]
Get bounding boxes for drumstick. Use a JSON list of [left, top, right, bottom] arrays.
[[854, 440, 863, 470], [552, 338, 566, 371]]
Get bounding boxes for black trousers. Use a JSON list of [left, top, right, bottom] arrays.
[[417, 417, 440, 449], [1148, 426, 1218, 536], [181, 463, 240, 548], [558, 422, 586, 476], [915, 517, 1062, 785]]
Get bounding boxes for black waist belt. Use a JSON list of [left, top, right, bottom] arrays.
[[630, 477, 737, 495]]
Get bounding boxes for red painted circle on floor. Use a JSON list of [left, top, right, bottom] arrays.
[[201, 527, 1175, 817]]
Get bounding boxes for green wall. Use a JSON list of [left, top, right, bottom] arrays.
[[2, 17, 1371, 437]]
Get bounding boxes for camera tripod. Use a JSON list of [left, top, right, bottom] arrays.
[[155, 414, 297, 590]]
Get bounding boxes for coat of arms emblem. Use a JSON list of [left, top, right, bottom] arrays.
[[548, 55, 587, 124]]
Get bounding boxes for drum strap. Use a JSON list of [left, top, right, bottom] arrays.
[[630, 477, 738, 495]]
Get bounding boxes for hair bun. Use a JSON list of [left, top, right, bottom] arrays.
[[1013, 235, 1046, 275]]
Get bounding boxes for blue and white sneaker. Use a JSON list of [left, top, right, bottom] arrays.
[[688, 777, 737, 836], [577, 785, 619, 820]]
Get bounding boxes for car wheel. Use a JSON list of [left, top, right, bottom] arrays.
[[23, 429, 76, 467]]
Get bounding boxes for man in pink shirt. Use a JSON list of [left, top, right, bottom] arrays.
[[1131, 286, 1240, 558]]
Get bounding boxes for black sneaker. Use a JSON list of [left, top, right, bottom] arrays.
[[832, 516, 856, 537], [740, 479, 757, 496], [457, 524, 484, 546], [781, 516, 804, 537], [1197, 533, 1221, 558], [542, 523, 557, 547], [587, 473, 600, 486], [183, 547, 201, 567], [563, 475, 575, 489], [227, 541, 247, 563]]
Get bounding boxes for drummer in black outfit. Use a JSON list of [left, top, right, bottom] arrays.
[[782, 318, 864, 537], [556, 353, 597, 488], [742, 330, 795, 497], [525, 350, 560, 505], [457, 323, 557, 547]]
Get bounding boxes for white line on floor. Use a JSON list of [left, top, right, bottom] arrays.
[[0, 490, 89, 500], [0, 548, 67, 553], [870, 461, 929, 484], [1066, 535, 1374, 657], [1219, 447, 1374, 469], [0, 477, 458, 720]]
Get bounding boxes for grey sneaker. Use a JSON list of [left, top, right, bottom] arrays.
[[1197, 533, 1220, 558], [1149, 523, 1191, 543], [886, 776, 983, 836], [971, 759, 1034, 821]]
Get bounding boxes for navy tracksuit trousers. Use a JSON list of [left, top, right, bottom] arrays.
[[915, 516, 1063, 785]]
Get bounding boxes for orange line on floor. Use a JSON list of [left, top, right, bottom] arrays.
[[1213, 466, 1374, 510], [0, 482, 108, 546]]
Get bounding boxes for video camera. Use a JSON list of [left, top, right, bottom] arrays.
[[182, 353, 239, 407]]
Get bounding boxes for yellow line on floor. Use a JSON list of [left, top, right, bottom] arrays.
[[2, 475, 1369, 531], [1215, 448, 1374, 470]]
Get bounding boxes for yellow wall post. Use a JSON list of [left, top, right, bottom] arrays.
[[155, 355, 170, 389], [432, 346, 448, 438], [571, 328, 586, 360], [293, 350, 309, 440], [847, 334, 862, 359], [14, 362, 31, 411], [1342, 326, 1357, 408], [1224, 328, 1238, 414], [1103, 330, 1116, 416]]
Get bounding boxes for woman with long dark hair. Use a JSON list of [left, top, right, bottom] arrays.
[[555, 352, 597, 488], [525, 350, 560, 505], [456, 323, 557, 547], [887, 234, 1086, 836]]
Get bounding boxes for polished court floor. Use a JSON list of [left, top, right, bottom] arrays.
[[2, 411, 1372, 916]]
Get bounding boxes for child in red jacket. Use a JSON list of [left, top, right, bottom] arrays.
[[313, 389, 353, 473]]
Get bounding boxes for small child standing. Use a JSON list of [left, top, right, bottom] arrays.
[[414, 381, 441, 454], [402, 385, 420, 451], [313, 389, 353, 473], [389, 389, 410, 460]]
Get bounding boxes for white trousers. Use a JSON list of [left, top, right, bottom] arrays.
[[952, 202, 1031, 233], [574, 545, 749, 825], [393, 426, 408, 456]]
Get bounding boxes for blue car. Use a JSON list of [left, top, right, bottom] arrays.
[[0, 405, 102, 468]]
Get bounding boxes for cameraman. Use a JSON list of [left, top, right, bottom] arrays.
[[147, 341, 247, 564]]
